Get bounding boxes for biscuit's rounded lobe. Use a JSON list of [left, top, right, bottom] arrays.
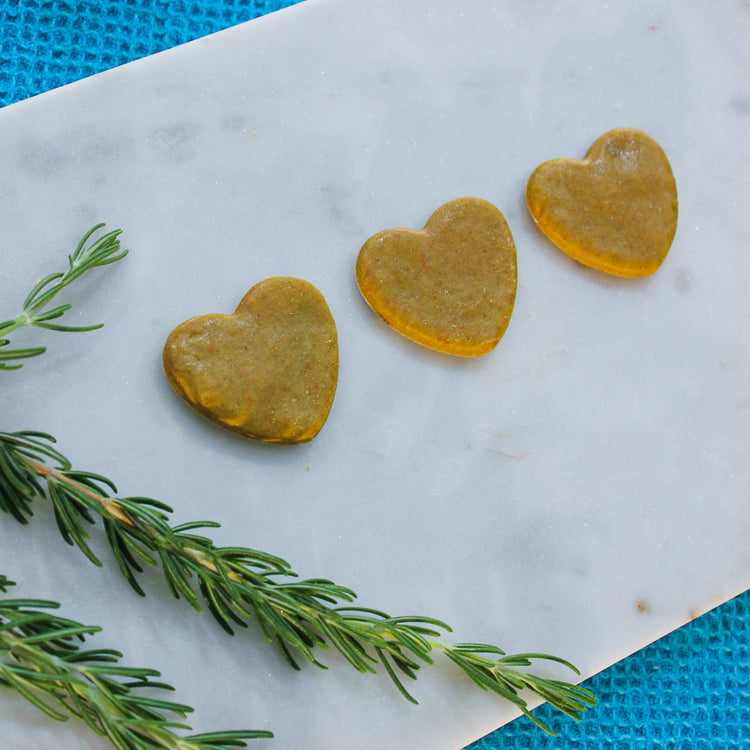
[[356, 197, 517, 357], [526, 128, 678, 277], [163, 277, 338, 444]]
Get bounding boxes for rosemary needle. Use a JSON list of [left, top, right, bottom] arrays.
[[0, 225, 596, 736], [0, 575, 271, 748]]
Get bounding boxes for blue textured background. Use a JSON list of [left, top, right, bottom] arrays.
[[1, 1, 748, 747]]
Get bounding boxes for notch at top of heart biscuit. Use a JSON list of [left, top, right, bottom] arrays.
[[526, 127, 678, 277], [355, 197, 517, 357], [162, 277, 338, 445]]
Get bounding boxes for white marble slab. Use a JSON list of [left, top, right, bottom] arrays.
[[1, 1, 749, 748]]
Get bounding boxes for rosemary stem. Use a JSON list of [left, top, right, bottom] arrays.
[[20, 455, 134, 526], [0, 314, 31, 337]]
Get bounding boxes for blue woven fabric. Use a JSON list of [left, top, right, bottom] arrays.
[[468, 591, 750, 748], [0, 0, 304, 105], [1, 1, 749, 747]]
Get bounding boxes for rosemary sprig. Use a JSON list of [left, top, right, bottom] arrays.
[[0, 430, 596, 734], [0, 224, 127, 370], [0, 575, 271, 748]]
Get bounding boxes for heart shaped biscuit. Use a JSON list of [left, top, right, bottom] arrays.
[[163, 277, 338, 444], [355, 197, 517, 357], [526, 128, 678, 277]]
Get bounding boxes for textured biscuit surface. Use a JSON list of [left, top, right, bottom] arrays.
[[356, 197, 517, 357], [526, 127, 678, 277], [163, 277, 338, 444]]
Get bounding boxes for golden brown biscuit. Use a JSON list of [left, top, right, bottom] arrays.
[[163, 277, 338, 444], [356, 197, 517, 357], [526, 127, 678, 277]]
